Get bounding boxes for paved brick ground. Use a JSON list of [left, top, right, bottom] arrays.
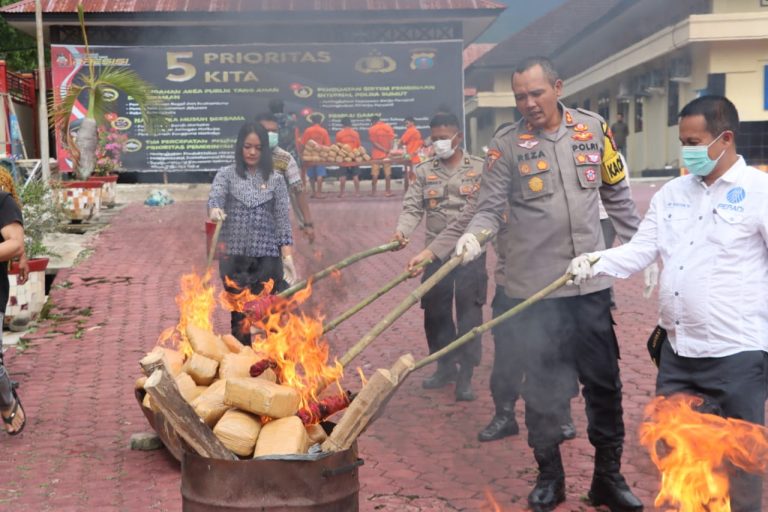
[[0, 183, 756, 511]]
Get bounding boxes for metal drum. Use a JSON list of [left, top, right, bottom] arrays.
[[181, 443, 362, 511]]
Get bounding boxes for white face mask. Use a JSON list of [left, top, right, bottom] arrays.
[[433, 134, 457, 160]]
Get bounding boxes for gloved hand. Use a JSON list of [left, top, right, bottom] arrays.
[[455, 233, 482, 264], [209, 207, 227, 222], [566, 253, 596, 286], [643, 262, 659, 299], [282, 255, 298, 286]]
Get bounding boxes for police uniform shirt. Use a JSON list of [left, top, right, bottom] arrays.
[[466, 104, 641, 299], [593, 157, 768, 358], [396, 152, 484, 246]]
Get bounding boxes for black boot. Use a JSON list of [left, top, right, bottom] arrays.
[[528, 445, 566, 512], [421, 362, 457, 389], [589, 446, 643, 511], [454, 365, 475, 402], [478, 402, 519, 442]]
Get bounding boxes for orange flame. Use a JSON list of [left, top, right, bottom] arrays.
[[156, 270, 216, 357], [484, 488, 504, 511], [639, 394, 768, 511], [356, 367, 368, 387]]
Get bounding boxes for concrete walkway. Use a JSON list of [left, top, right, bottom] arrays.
[[0, 182, 758, 511]]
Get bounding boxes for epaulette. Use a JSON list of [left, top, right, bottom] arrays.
[[576, 108, 606, 124], [493, 122, 518, 140]]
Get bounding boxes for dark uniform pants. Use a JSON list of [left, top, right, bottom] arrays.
[[219, 254, 284, 345], [490, 286, 524, 405], [420, 254, 487, 368], [502, 289, 624, 449], [657, 340, 768, 512]]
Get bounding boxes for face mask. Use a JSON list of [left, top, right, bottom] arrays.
[[268, 131, 279, 150], [681, 132, 725, 177], [433, 135, 457, 160]]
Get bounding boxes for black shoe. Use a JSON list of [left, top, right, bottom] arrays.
[[478, 402, 519, 442], [528, 445, 566, 512], [588, 446, 643, 511], [561, 421, 576, 441], [454, 365, 475, 401], [421, 364, 457, 389]]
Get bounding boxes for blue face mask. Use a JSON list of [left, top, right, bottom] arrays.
[[681, 132, 725, 177], [268, 131, 279, 150]]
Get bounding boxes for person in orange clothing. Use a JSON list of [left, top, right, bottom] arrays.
[[400, 116, 424, 192], [335, 117, 362, 197], [300, 114, 331, 198], [368, 115, 395, 197]]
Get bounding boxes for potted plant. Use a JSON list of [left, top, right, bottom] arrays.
[[6, 179, 64, 327], [50, 3, 167, 219], [87, 116, 127, 208]]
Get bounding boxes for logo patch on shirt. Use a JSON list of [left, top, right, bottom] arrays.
[[584, 168, 597, 182], [427, 174, 439, 181], [726, 186, 746, 204], [519, 163, 531, 175], [574, 123, 589, 132], [536, 160, 549, 171], [576, 154, 587, 164], [528, 176, 544, 193], [427, 189, 438, 197], [517, 139, 539, 150], [486, 149, 502, 172], [587, 153, 600, 164], [572, 132, 593, 142], [466, 171, 478, 178], [565, 111, 574, 125], [518, 133, 535, 140], [428, 199, 438, 209]]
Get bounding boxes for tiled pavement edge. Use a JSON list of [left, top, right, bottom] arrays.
[[1, 186, 761, 511]]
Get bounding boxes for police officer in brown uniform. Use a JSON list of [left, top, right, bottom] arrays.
[[393, 112, 486, 402], [455, 57, 643, 511]]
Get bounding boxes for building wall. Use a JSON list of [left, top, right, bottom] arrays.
[[712, 0, 768, 13], [710, 40, 768, 121]]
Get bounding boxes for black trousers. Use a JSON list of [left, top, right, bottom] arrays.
[[490, 285, 524, 406], [420, 254, 487, 368], [657, 340, 768, 512], [502, 289, 624, 449], [219, 254, 284, 345]]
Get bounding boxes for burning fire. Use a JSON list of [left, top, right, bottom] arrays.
[[484, 488, 504, 511], [639, 395, 768, 511], [156, 270, 216, 357]]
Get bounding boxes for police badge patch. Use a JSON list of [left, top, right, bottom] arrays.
[[486, 149, 502, 172]]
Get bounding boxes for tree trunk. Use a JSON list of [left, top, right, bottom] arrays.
[[75, 117, 98, 180]]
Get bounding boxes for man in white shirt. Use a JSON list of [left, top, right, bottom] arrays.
[[568, 95, 768, 512]]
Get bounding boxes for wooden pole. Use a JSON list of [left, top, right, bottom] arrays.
[[414, 272, 571, 370], [322, 258, 432, 334], [143, 369, 236, 460], [279, 240, 400, 298], [206, 219, 222, 270], [34, 0, 50, 181], [338, 230, 492, 368]]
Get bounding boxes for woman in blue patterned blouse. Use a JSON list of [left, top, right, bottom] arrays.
[[208, 122, 297, 345]]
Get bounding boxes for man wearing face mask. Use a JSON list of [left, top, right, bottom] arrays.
[[255, 112, 315, 245], [569, 95, 768, 512], [392, 112, 486, 401]]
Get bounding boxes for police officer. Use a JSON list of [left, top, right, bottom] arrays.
[[392, 112, 486, 402], [455, 57, 644, 510]]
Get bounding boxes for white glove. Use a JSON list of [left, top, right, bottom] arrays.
[[643, 262, 659, 299], [209, 207, 227, 222], [566, 253, 595, 286], [282, 255, 298, 286], [455, 233, 482, 264]]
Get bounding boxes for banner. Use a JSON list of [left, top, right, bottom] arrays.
[[51, 41, 463, 172]]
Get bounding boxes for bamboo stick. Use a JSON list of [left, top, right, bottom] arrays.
[[279, 240, 401, 298], [338, 230, 493, 368], [414, 272, 571, 370], [322, 258, 433, 334], [207, 219, 223, 269]]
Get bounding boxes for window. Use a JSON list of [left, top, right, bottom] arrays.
[[706, 73, 725, 97], [617, 99, 630, 122], [634, 96, 644, 133], [736, 121, 768, 167], [598, 94, 610, 121], [667, 81, 679, 126]]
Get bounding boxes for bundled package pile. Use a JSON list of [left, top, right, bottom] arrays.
[[138, 325, 331, 459], [301, 140, 371, 164]]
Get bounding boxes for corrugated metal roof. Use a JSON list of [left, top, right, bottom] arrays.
[[466, 0, 622, 71], [463, 43, 495, 70], [0, 0, 505, 14]]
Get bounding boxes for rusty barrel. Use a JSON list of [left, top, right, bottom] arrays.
[[181, 443, 362, 511]]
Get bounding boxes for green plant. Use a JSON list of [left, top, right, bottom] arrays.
[[50, 3, 167, 180], [19, 180, 64, 259]]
